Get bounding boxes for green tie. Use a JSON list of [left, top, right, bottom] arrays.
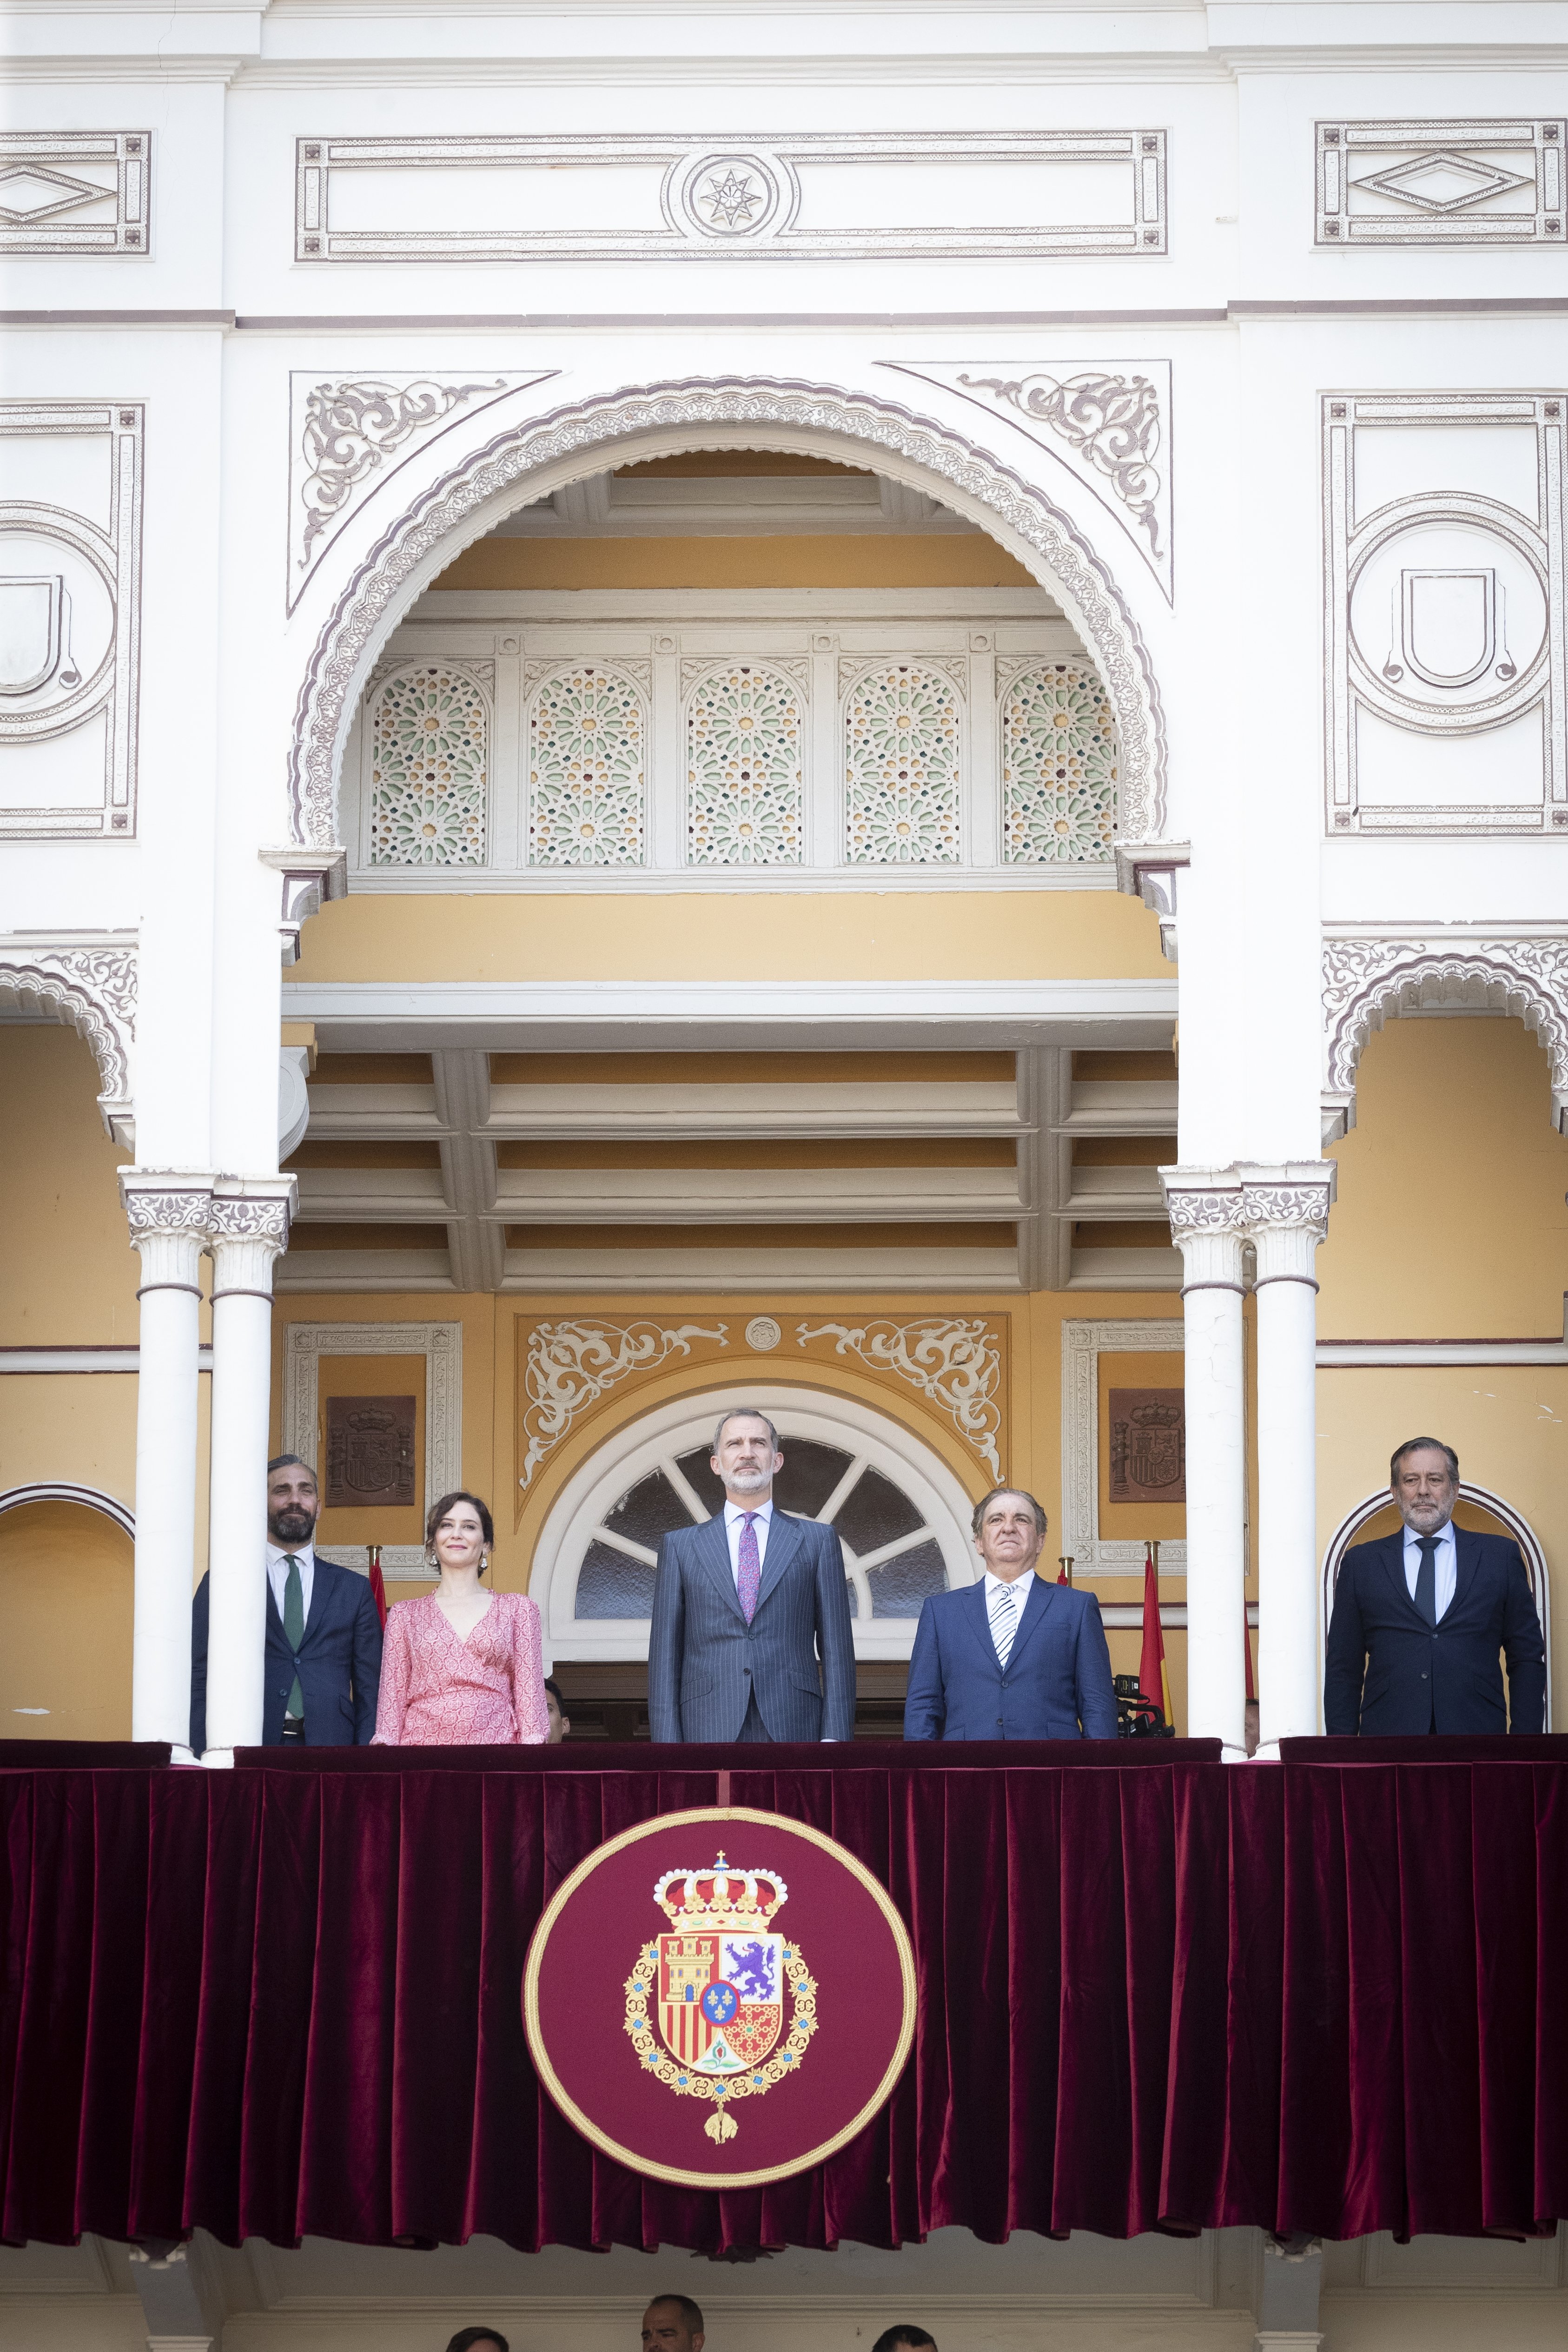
[[283, 1554, 305, 1723]]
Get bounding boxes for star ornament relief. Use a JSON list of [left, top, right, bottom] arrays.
[[700, 167, 762, 231]]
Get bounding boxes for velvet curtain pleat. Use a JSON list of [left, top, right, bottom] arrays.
[[1, 1749, 1565, 2254]]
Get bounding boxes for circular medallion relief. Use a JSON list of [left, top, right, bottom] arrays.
[[665, 150, 799, 242], [744, 1315, 783, 1352], [524, 1806, 916, 2188]]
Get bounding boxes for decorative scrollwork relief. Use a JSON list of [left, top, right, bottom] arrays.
[[0, 942, 136, 1132], [520, 1319, 730, 1488], [796, 1316, 1003, 1480], [287, 378, 1166, 855], [1322, 932, 1568, 1133], [959, 371, 1162, 555]]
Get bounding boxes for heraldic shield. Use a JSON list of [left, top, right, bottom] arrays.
[[523, 1806, 917, 2189]]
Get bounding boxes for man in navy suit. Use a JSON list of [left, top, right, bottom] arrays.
[[648, 1407, 856, 1743], [190, 1453, 383, 1753], [1324, 1436, 1545, 1736], [904, 1485, 1117, 1741]]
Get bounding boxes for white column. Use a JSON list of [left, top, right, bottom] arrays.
[[120, 1176, 214, 1751], [1164, 1170, 1248, 1757], [202, 1177, 294, 1759], [1241, 1166, 1336, 1754]]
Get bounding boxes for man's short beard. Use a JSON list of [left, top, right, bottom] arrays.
[[269, 1505, 315, 1540], [725, 1463, 772, 1493]]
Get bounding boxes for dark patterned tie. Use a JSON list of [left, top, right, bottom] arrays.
[[1414, 1535, 1439, 1627], [283, 1554, 305, 1720], [737, 1513, 761, 1623]]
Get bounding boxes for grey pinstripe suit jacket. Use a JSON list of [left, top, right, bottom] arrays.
[[648, 1510, 856, 1744]]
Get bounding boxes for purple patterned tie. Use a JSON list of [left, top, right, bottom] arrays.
[[737, 1513, 761, 1623]]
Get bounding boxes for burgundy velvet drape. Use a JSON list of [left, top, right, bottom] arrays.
[[1, 1741, 1566, 2254]]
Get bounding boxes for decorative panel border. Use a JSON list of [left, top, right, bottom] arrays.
[[0, 401, 143, 838], [282, 1320, 462, 1581], [1061, 1318, 1185, 1578], [1322, 390, 1566, 836], [1317, 119, 1564, 247], [0, 132, 150, 256], [295, 131, 1166, 263]]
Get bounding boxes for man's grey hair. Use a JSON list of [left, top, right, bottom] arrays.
[[971, 1484, 1047, 1538], [267, 1453, 316, 1481], [1390, 1436, 1459, 1487], [712, 1407, 781, 1454]]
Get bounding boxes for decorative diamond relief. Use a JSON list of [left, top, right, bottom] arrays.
[[685, 662, 804, 865], [1317, 119, 1563, 245], [1000, 661, 1118, 863], [0, 167, 105, 222], [844, 662, 961, 864], [1351, 152, 1534, 212], [369, 665, 488, 866], [529, 663, 645, 866], [0, 133, 149, 255]]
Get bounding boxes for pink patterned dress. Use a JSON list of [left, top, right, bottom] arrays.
[[371, 1591, 549, 1747]]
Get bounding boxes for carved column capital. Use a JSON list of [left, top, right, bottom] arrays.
[[1236, 1161, 1337, 1285], [120, 1171, 214, 1296], [1160, 1166, 1247, 1292], [208, 1177, 297, 1301]]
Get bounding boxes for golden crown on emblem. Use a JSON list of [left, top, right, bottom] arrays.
[[653, 1853, 788, 1931]]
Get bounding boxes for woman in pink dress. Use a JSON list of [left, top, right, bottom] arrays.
[[372, 1490, 549, 1746]]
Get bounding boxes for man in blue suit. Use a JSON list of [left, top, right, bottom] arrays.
[[1324, 1436, 1545, 1736], [190, 1453, 383, 1753], [904, 1485, 1117, 1741], [648, 1407, 856, 1743]]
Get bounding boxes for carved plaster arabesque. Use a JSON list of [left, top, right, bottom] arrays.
[[519, 1318, 730, 1490], [0, 939, 136, 1136], [0, 131, 150, 255], [1060, 1317, 1186, 1577], [284, 377, 1167, 865], [1317, 119, 1565, 246], [0, 402, 143, 837], [796, 1316, 1004, 1481], [283, 1320, 463, 1579], [288, 373, 556, 612], [1323, 390, 1566, 835], [295, 131, 1165, 264], [1322, 930, 1568, 1137], [882, 362, 1172, 603]]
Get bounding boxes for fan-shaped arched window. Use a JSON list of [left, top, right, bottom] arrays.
[[369, 663, 489, 866], [685, 661, 805, 865], [529, 1388, 981, 1663], [843, 661, 961, 864], [999, 660, 1117, 863], [528, 661, 646, 866]]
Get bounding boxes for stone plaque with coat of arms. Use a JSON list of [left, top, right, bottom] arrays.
[[324, 1394, 417, 1509], [1107, 1387, 1185, 1503]]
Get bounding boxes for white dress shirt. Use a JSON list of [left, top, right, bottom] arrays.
[[1402, 1519, 1456, 1620], [722, 1496, 773, 1586], [266, 1540, 316, 1627]]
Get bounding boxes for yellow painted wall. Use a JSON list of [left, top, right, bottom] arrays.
[[1319, 1017, 1568, 1340], [433, 534, 1038, 591], [0, 1026, 137, 1343], [0, 1501, 132, 1740], [288, 889, 1172, 986]]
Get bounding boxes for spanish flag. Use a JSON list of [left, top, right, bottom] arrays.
[[367, 1541, 389, 1632], [1140, 1543, 1171, 1730]]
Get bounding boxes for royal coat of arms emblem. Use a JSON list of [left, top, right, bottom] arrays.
[[624, 1852, 816, 2143]]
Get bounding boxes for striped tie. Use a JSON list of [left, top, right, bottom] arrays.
[[989, 1579, 1019, 1669]]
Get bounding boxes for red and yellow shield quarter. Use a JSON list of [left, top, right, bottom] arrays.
[[523, 1806, 916, 2190]]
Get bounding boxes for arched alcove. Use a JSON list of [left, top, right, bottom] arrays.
[[1321, 1482, 1552, 1730], [0, 1494, 134, 1741], [530, 1385, 979, 1666], [288, 377, 1168, 859]]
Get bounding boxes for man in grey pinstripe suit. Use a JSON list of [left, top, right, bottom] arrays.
[[648, 1407, 857, 1744]]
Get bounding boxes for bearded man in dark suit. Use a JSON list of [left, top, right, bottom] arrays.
[[648, 1407, 855, 1744], [1324, 1436, 1545, 1737]]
